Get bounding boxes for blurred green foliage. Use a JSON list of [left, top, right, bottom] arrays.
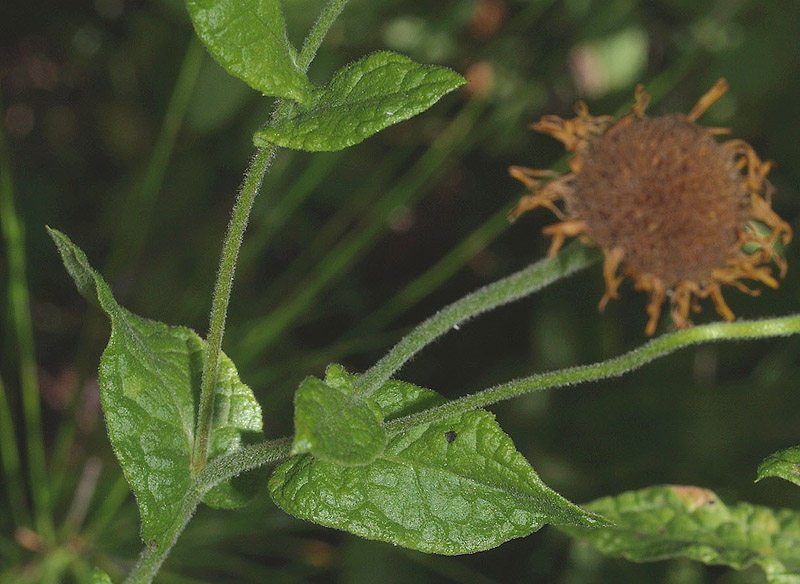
[[1, 0, 799, 582]]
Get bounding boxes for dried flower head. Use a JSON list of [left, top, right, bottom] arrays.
[[509, 79, 792, 335]]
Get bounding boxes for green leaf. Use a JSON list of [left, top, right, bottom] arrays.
[[186, 0, 311, 103], [201, 350, 265, 509], [48, 228, 263, 546], [325, 363, 444, 418], [758, 446, 800, 487], [89, 568, 113, 584], [253, 51, 466, 151], [292, 375, 386, 466], [270, 368, 607, 555], [560, 485, 800, 584]]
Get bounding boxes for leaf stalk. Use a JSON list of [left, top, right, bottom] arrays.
[[353, 241, 602, 398], [384, 314, 800, 435]]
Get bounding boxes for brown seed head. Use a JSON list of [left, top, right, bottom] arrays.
[[509, 79, 792, 335], [571, 115, 745, 285]]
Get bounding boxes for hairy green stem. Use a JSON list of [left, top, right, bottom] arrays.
[[296, 0, 349, 71], [353, 241, 603, 398], [192, 146, 277, 472], [384, 315, 800, 435], [126, 437, 292, 584], [359, 204, 513, 334], [191, 0, 352, 474], [237, 97, 487, 362]]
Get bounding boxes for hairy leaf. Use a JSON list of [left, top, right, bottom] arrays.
[[560, 485, 800, 584], [758, 446, 800, 487], [186, 0, 311, 103], [270, 366, 607, 555], [48, 228, 263, 546], [253, 52, 465, 151], [292, 375, 386, 465]]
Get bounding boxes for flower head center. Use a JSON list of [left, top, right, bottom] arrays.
[[570, 115, 746, 284]]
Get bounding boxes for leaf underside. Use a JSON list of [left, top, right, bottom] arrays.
[[270, 365, 606, 555], [253, 51, 466, 151], [560, 485, 800, 584], [49, 228, 263, 547]]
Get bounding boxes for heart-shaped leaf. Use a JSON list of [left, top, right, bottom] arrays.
[[757, 446, 800, 487], [253, 51, 465, 151], [49, 228, 263, 547], [270, 367, 607, 555], [187, 0, 311, 103], [560, 485, 800, 584]]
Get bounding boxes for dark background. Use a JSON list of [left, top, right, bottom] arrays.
[[2, 0, 800, 582]]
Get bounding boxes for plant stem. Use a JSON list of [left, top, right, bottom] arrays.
[[358, 203, 513, 333], [192, 146, 277, 472], [236, 97, 488, 363], [191, 0, 351, 473], [384, 314, 800, 435], [353, 241, 603, 398], [296, 0, 350, 72], [125, 437, 292, 584]]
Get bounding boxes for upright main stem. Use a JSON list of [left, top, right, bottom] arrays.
[[190, 0, 352, 473], [192, 146, 276, 472]]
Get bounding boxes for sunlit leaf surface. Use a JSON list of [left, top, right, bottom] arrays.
[[253, 52, 465, 151], [187, 0, 311, 102], [270, 365, 606, 554], [758, 446, 800, 487]]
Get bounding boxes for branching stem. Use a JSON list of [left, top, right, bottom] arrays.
[[125, 438, 292, 584], [353, 241, 602, 398], [190, 0, 353, 496], [384, 314, 800, 434], [131, 313, 800, 584]]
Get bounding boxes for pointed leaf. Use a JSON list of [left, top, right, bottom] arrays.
[[253, 51, 466, 151], [89, 568, 113, 584], [186, 0, 311, 103], [292, 376, 386, 466], [757, 446, 800, 487], [48, 228, 262, 546], [271, 369, 607, 555], [560, 485, 800, 584]]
